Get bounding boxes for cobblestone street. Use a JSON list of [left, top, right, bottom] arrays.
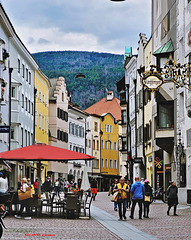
[[2, 216, 120, 240], [93, 192, 191, 240], [1, 192, 191, 240]]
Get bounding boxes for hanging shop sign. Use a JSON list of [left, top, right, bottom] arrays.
[[141, 71, 164, 91]]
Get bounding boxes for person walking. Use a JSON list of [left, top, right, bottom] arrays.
[[114, 177, 129, 221], [64, 179, 70, 193], [126, 180, 131, 211], [33, 178, 38, 194], [43, 177, 52, 200], [143, 179, 153, 218], [111, 179, 118, 211], [14, 178, 32, 220], [54, 179, 60, 197], [167, 181, 178, 216], [130, 176, 145, 219], [90, 178, 98, 201]]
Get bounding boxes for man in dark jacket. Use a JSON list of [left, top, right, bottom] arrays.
[[130, 176, 145, 219]]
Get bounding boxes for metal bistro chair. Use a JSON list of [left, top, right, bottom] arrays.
[[65, 195, 79, 219], [84, 196, 93, 219]]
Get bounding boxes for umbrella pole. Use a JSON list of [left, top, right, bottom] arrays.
[[37, 160, 41, 197]]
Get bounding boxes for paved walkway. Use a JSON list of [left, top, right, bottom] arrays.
[[92, 205, 158, 240]]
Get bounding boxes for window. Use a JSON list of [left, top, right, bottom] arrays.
[[39, 92, 41, 102], [110, 159, 113, 168], [92, 159, 99, 169], [121, 110, 127, 125], [22, 94, 24, 108], [94, 122, 98, 132], [28, 100, 30, 113], [105, 141, 107, 150], [114, 142, 117, 151], [64, 112, 68, 122], [11, 127, 14, 140], [26, 68, 28, 82], [101, 140, 104, 149], [62, 93, 64, 102], [70, 144, 72, 151], [110, 125, 112, 133], [21, 127, 23, 147], [25, 97, 27, 111], [29, 72, 31, 85], [35, 111, 37, 126], [162, 11, 170, 39], [76, 125, 79, 136], [158, 102, 174, 128], [22, 64, 25, 78], [31, 102, 33, 115], [109, 141, 112, 150], [39, 113, 41, 129], [122, 137, 127, 150], [114, 160, 117, 169], [72, 123, 74, 135], [101, 158, 104, 168], [69, 122, 72, 134], [42, 115, 44, 130], [89, 140, 91, 148], [28, 131, 30, 146], [105, 159, 108, 168], [93, 140, 95, 150], [18, 59, 20, 73], [11, 87, 16, 98], [107, 125, 109, 132], [25, 130, 27, 146], [97, 140, 99, 150], [43, 94, 45, 103], [105, 124, 107, 132], [57, 108, 60, 118], [57, 130, 61, 140]]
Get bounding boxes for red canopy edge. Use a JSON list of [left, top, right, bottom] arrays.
[[0, 144, 95, 161]]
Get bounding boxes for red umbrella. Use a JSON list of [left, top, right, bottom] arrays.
[[0, 144, 94, 161], [0, 144, 94, 195]]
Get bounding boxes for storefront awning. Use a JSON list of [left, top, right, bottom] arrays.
[[153, 39, 174, 56]]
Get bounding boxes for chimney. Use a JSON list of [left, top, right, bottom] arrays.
[[107, 91, 114, 101]]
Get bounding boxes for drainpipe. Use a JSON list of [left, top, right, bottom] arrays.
[[33, 88, 37, 144], [133, 79, 137, 158], [8, 66, 13, 150], [142, 85, 146, 179]]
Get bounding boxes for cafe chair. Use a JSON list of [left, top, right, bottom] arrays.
[[84, 196, 93, 219], [65, 195, 79, 219]]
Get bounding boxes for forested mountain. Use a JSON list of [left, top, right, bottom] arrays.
[[33, 51, 124, 109]]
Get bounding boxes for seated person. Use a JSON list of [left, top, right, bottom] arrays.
[[0, 172, 8, 195]]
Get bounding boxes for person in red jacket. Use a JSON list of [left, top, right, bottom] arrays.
[[33, 178, 38, 194]]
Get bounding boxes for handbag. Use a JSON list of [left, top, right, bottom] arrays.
[[108, 186, 112, 196], [111, 191, 118, 202], [144, 195, 151, 202], [18, 187, 33, 201]]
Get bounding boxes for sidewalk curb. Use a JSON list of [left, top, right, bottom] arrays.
[[92, 205, 158, 240]]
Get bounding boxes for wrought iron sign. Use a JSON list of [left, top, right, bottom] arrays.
[[139, 55, 191, 91]]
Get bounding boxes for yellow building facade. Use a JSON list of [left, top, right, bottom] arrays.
[[100, 113, 119, 188], [34, 70, 50, 182], [144, 37, 153, 185]]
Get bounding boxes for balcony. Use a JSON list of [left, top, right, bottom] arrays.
[[155, 127, 174, 153]]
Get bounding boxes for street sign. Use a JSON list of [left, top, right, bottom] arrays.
[[133, 157, 143, 164], [0, 126, 10, 133]]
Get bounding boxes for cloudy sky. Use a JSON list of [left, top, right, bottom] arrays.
[[1, 0, 151, 55]]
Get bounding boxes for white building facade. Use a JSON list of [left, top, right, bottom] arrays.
[[68, 104, 91, 182]]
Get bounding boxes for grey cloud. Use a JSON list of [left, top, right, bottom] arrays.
[[37, 38, 50, 44]]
